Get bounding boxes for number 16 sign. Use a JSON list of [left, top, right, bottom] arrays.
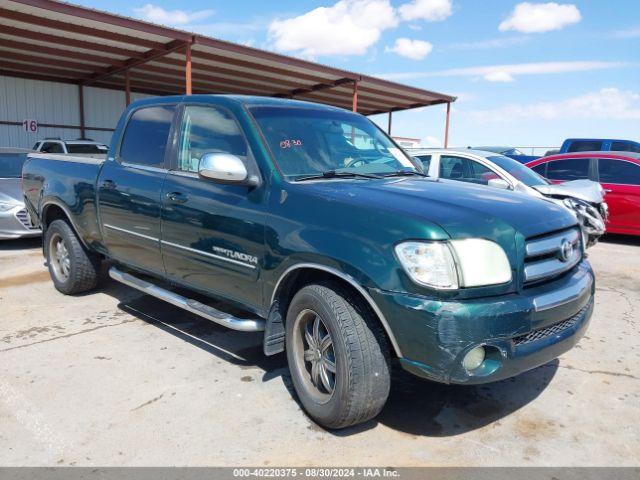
[[23, 119, 38, 133]]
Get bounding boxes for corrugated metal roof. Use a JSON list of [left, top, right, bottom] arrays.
[[0, 0, 456, 115]]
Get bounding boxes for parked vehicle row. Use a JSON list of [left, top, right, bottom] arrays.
[[479, 138, 640, 165], [408, 148, 608, 248], [22, 95, 595, 429], [527, 152, 640, 236]]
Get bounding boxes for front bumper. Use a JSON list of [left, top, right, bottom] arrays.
[[370, 260, 595, 384], [0, 205, 41, 239]]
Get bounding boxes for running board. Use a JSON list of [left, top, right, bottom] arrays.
[[109, 267, 265, 332]]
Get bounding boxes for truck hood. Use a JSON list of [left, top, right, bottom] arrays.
[[301, 177, 577, 239], [532, 179, 604, 204], [0, 178, 24, 205]]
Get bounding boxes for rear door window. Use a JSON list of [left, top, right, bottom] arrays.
[[546, 158, 590, 181], [530, 163, 547, 177], [40, 142, 64, 153], [440, 156, 495, 185], [119, 105, 176, 168], [598, 158, 640, 185], [567, 140, 602, 152]]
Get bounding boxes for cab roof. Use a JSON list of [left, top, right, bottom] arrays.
[[130, 94, 349, 112]]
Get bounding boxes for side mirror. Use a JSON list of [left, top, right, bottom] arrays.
[[488, 178, 511, 190], [199, 153, 256, 186]]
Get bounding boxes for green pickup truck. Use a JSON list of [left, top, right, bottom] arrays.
[[23, 95, 595, 429]]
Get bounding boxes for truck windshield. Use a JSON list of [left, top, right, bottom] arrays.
[[0, 153, 27, 178], [249, 106, 418, 179], [488, 155, 549, 187]]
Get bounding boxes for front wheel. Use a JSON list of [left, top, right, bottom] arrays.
[[286, 283, 390, 429]]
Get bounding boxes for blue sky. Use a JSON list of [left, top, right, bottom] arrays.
[[75, 0, 639, 150]]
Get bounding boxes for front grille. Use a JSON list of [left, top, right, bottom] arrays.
[[15, 209, 39, 230], [513, 301, 591, 346], [523, 227, 582, 286]]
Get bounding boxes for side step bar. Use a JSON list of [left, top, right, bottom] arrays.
[[109, 267, 265, 332]]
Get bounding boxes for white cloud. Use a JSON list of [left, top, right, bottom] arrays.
[[180, 19, 267, 37], [134, 4, 215, 25], [448, 36, 529, 50], [483, 71, 515, 82], [424, 135, 442, 147], [268, 0, 398, 57], [499, 2, 581, 33], [399, 0, 453, 22], [379, 61, 628, 82], [386, 38, 433, 60], [614, 26, 640, 38], [467, 88, 640, 122]]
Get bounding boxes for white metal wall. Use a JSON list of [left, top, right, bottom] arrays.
[[0, 75, 152, 149]]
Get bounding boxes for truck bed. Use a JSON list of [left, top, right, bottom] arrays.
[[22, 153, 106, 248]]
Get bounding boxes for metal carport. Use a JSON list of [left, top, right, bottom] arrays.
[[0, 0, 456, 145]]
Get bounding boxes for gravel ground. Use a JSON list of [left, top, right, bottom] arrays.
[[0, 235, 638, 466]]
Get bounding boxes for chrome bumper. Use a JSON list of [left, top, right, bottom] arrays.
[[533, 265, 593, 312]]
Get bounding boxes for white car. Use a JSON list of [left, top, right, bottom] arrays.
[[33, 138, 108, 157], [408, 148, 607, 247]]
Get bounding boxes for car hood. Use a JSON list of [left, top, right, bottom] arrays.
[[532, 179, 605, 204], [301, 177, 577, 240], [0, 178, 24, 205]]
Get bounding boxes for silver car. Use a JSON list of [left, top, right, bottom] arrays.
[[0, 148, 41, 239], [408, 148, 607, 248]]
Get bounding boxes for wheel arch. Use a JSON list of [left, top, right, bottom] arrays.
[[270, 263, 402, 357], [41, 201, 90, 250]]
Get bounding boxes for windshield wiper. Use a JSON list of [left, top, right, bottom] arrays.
[[294, 170, 382, 182], [380, 170, 428, 178]]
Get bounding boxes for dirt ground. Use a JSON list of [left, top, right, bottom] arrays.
[[0, 236, 638, 466]]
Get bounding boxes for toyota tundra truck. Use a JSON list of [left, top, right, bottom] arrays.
[[22, 95, 595, 429]]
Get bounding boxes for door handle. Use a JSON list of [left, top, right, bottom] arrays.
[[166, 192, 188, 204], [603, 188, 612, 193], [102, 179, 116, 189]]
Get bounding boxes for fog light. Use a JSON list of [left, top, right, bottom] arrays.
[[462, 346, 486, 371]]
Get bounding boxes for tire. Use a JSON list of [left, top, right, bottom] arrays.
[[285, 282, 391, 429], [44, 219, 101, 295]]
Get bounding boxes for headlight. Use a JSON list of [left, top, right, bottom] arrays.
[[395, 242, 458, 289], [563, 197, 578, 209], [395, 239, 511, 290], [0, 202, 17, 212], [449, 239, 512, 287]]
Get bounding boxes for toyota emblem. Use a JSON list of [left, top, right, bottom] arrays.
[[559, 239, 573, 262]]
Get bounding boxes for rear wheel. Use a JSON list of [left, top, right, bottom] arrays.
[[286, 282, 390, 429], [44, 219, 101, 295]]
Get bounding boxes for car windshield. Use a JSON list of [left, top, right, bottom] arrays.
[[488, 155, 549, 187], [66, 143, 107, 154], [0, 153, 28, 178], [249, 106, 418, 179]]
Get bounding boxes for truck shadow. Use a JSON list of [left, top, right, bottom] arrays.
[[107, 285, 287, 375], [99, 275, 558, 438], [371, 359, 558, 437], [600, 233, 640, 246], [0, 237, 42, 251]]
